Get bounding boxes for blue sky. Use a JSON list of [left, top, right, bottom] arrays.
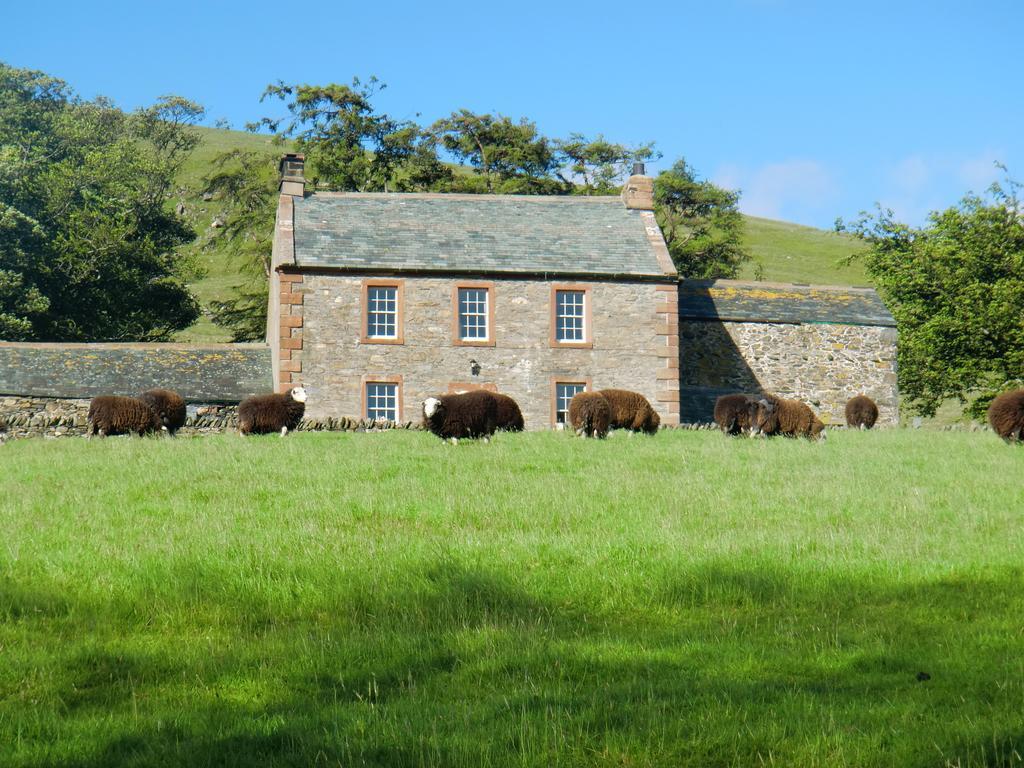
[[4, 0, 1021, 229]]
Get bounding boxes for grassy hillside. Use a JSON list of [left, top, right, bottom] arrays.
[[172, 129, 873, 342], [2, 429, 1022, 766]]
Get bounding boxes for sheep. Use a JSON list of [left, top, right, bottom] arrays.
[[568, 391, 611, 438], [422, 390, 498, 444], [987, 389, 1024, 442], [492, 393, 525, 432], [238, 386, 307, 436], [713, 393, 759, 435], [748, 395, 826, 441], [597, 389, 661, 435], [139, 388, 187, 435], [845, 394, 879, 430], [87, 395, 165, 437]]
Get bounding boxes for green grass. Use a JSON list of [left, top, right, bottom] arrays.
[[2, 429, 1022, 767], [739, 216, 870, 286]]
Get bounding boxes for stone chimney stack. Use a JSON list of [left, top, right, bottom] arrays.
[[621, 161, 655, 210], [279, 153, 305, 197]]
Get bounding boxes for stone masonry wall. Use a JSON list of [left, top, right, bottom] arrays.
[[296, 274, 678, 429], [679, 320, 899, 425]]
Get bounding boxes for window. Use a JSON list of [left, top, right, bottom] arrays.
[[361, 280, 404, 344], [550, 285, 592, 347], [365, 382, 399, 421], [452, 283, 495, 347], [552, 380, 590, 426]]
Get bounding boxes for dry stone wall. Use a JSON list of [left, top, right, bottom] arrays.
[[679, 321, 899, 426]]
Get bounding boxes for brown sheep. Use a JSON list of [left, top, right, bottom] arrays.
[[239, 386, 307, 436], [598, 389, 660, 435], [492, 393, 525, 432], [987, 389, 1024, 442], [568, 391, 611, 438], [714, 393, 758, 435], [748, 395, 826, 441], [845, 394, 879, 429], [139, 388, 187, 434], [88, 395, 165, 437], [422, 390, 498, 443]]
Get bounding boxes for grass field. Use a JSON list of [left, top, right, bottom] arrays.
[[2, 429, 1022, 767], [739, 216, 869, 286]]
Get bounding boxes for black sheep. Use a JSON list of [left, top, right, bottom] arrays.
[[422, 390, 498, 443], [492, 393, 525, 432], [714, 393, 758, 435], [987, 389, 1024, 442], [139, 388, 187, 434], [88, 395, 165, 437], [845, 394, 879, 429], [238, 386, 307, 436], [598, 389, 661, 434], [568, 391, 611, 438]]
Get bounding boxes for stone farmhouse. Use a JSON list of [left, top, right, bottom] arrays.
[[268, 155, 682, 428], [267, 155, 899, 429]]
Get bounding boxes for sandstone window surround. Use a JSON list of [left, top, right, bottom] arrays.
[[361, 279, 405, 345], [452, 282, 496, 347], [550, 378, 592, 427], [362, 374, 403, 421], [550, 285, 593, 349]]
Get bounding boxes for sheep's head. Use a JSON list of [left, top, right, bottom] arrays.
[[748, 398, 777, 436], [422, 397, 443, 420], [645, 410, 661, 435], [290, 386, 308, 404]]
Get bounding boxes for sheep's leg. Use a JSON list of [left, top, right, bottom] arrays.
[[450, 437, 458, 446], [482, 435, 490, 444], [280, 426, 288, 437]]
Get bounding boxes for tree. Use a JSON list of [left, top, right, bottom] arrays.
[[252, 78, 423, 192], [430, 110, 563, 193], [653, 159, 751, 278], [0, 63, 202, 341], [556, 134, 660, 194], [202, 150, 279, 341], [839, 175, 1024, 418]]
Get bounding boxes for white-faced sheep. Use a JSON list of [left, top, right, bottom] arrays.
[[748, 395, 826, 441], [238, 386, 307, 436], [88, 395, 165, 437], [422, 390, 498, 443], [492, 393, 525, 432], [568, 391, 611, 438], [597, 389, 660, 435], [987, 389, 1024, 442], [139, 388, 187, 435], [845, 394, 879, 429], [713, 393, 758, 435]]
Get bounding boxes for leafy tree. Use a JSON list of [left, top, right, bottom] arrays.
[[556, 134, 660, 194], [202, 150, 278, 341], [839, 175, 1024, 418], [430, 110, 562, 193], [0, 63, 202, 341], [252, 77, 424, 192], [653, 159, 751, 278]]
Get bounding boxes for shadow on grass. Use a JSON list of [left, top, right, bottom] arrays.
[[5, 562, 1024, 767]]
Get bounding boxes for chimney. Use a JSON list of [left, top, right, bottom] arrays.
[[279, 153, 305, 197], [621, 161, 654, 210]]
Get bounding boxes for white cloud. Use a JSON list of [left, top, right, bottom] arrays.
[[714, 159, 839, 222], [958, 151, 1003, 192], [889, 155, 930, 194]]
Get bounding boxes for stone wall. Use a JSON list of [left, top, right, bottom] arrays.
[[679, 320, 899, 425], [0, 397, 424, 441], [296, 274, 678, 428]]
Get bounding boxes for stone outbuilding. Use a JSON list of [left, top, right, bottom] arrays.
[[677, 280, 899, 425], [268, 156, 681, 428]]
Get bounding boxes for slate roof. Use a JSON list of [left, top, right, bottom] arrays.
[[0, 343, 272, 401], [678, 280, 896, 327], [291, 193, 671, 277]]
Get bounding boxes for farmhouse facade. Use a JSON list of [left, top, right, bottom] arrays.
[[267, 156, 899, 429], [268, 156, 681, 428]]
